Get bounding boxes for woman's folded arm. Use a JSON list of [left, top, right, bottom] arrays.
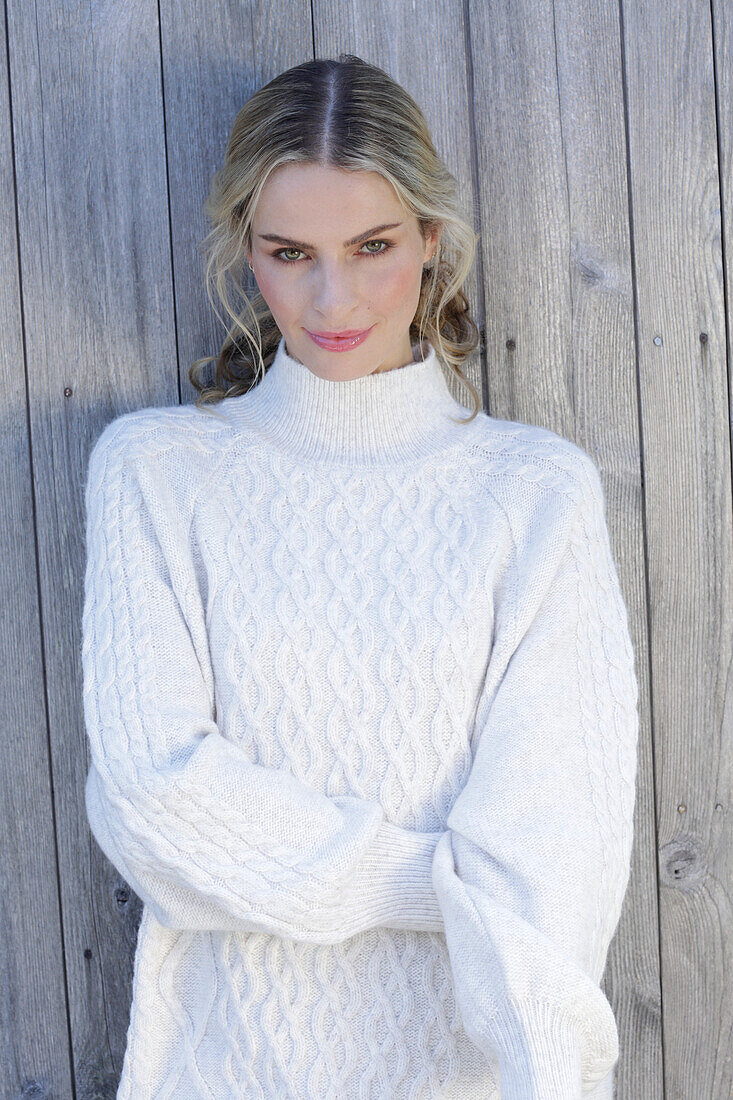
[[82, 417, 443, 943], [431, 450, 639, 1099]]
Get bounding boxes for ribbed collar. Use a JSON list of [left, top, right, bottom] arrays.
[[223, 335, 478, 466]]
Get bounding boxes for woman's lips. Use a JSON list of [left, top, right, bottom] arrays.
[[305, 325, 376, 351]]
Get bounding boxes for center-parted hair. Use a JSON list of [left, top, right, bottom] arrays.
[[190, 53, 481, 419]]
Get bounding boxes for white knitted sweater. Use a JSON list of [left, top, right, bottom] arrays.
[[82, 335, 639, 1099]]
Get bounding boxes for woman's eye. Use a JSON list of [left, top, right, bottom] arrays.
[[272, 239, 394, 264], [361, 239, 392, 257], [276, 248, 304, 262]]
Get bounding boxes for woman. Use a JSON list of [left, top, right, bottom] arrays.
[[82, 53, 639, 1099]]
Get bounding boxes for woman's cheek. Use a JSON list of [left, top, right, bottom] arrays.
[[253, 267, 299, 319], [373, 259, 420, 308]]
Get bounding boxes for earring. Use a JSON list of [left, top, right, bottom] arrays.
[[248, 261, 254, 271]]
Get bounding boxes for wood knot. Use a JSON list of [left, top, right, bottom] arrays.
[[658, 836, 706, 891]]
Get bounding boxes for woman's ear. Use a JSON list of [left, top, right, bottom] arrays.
[[426, 221, 443, 263]]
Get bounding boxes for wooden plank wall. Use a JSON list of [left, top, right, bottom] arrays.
[[1, 0, 730, 1096]]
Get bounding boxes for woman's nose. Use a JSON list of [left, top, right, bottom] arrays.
[[309, 261, 362, 316]]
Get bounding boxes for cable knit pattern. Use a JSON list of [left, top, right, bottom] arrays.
[[81, 335, 638, 1098]]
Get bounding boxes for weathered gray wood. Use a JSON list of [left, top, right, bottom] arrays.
[[4, 0, 732, 1097], [466, 1, 658, 1096], [0, 2, 76, 1097], [7, 0, 181, 1095], [621, 1, 733, 1097], [711, 10, 733, 1098]]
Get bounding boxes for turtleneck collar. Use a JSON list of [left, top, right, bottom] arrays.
[[222, 335, 479, 466]]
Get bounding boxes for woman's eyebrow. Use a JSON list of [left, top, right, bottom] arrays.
[[257, 222, 403, 251]]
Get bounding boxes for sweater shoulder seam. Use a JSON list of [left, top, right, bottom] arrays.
[[87, 405, 267, 536]]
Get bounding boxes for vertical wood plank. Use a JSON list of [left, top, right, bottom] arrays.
[[622, 1, 732, 1096], [711, 0, 733, 1087], [0, 2, 75, 1095], [8, 0, 180, 1092], [466, 0, 656, 1095]]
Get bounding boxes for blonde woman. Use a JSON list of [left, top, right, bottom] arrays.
[[82, 53, 638, 1099]]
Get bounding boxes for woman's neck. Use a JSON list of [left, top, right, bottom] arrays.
[[221, 335, 478, 467]]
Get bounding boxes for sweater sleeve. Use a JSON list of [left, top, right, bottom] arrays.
[[431, 452, 639, 1099], [81, 417, 443, 943]]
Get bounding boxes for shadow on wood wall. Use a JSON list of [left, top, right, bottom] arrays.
[[1, 1, 731, 1097]]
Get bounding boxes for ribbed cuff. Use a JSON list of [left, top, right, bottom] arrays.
[[348, 820, 444, 933], [484, 999, 584, 1100]]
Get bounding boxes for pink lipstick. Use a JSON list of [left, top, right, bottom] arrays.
[[305, 325, 376, 352]]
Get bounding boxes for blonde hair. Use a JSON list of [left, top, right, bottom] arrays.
[[189, 53, 482, 420]]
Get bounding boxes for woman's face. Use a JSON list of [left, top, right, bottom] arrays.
[[246, 162, 440, 378]]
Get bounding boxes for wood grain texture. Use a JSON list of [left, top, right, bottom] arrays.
[[621, 1, 732, 1097], [0, 2, 76, 1097], [1, 0, 729, 1096]]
